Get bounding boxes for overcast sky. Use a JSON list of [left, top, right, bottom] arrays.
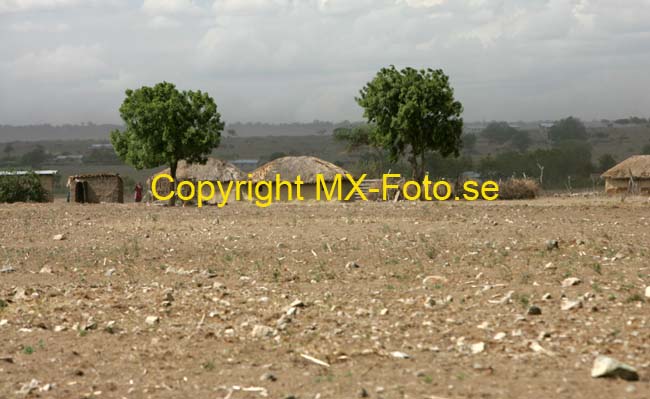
[[1, 0, 649, 125]]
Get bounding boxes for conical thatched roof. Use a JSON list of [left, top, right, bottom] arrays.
[[601, 155, 650, 179], [250, 156, 349, 183], [155, 158, 245, 181]]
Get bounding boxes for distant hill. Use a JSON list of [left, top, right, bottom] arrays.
[[0, 123, 123, 142], [0, 121, 356, 142]]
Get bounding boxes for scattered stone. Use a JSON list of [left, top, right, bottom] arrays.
[[300, 353, 330, 367], [529, 341, 555, 356], [39, 266, 52, 274], [645, 286, 650, 298], [105, 268, 115, 277], [546, 239, 559, 250], [251, 324, 275, 338], [527, 305, 542, 315], [591, 355, 639, 381], [493, 332, 506, 341], [544, 262, 556, 270], [0, 265, 15, 273], [53, 325, 66, 332], [390, 351, 411, 359], [542, 293, 552, 301], [561, 298, 583, 311], [422, 275, 448, 285], [424, 296, 436, 308], [345, 261, 360, 270], [52, 234, 65, 241], [260, 372, 277, 382], [561, 277, 581, 288], [471, 342, 485, 354], [145, 316, 160, 326], [488, 290, 514, 305], [289, 299, 304, 308], [16, 379, 40, 395], [358, 387, 369, 398]]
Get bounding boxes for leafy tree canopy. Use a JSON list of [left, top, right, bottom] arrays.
[[333, 124, 378, 152], [511, 130, 532, 152], [548, 116, 587, 143], [110, 82, 224, 204], [598, 153, 617, 172], [356, 66, 463, 179], [481, 121, 518, 144]]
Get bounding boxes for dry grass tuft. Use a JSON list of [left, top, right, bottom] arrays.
[[498, 178, 540, 200]]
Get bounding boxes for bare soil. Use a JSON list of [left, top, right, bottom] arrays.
[[1, 198, 650, 398]]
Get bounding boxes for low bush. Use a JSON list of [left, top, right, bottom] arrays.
[[0, 172, 48, 203]]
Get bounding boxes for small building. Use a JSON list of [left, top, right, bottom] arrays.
[[68, 173, 124, 203], [151, 158, 245, 205], [0, 170, 58, 202], [601, 155, 650, 195], [250, 156, 353, 201]]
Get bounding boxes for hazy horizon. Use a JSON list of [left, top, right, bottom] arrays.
[[1, 0, 650, 126]]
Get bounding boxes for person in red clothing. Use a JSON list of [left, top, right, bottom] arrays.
[[134, 182, 143, 203]]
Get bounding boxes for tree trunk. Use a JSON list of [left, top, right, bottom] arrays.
[[169, 160, 177, 206]]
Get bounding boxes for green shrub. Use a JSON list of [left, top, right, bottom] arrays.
[[0, 172, 48, 203]]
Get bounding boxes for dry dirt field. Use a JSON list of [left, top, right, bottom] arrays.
[[1, 198, 650, 398]]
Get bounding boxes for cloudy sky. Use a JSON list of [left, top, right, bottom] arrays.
[[1, 0, 649, 125]]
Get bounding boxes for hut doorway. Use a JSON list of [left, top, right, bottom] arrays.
[[74, 180, 88, 203]]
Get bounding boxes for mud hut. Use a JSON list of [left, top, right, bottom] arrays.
[[68, 173, 124, 203], [601, 155, 650, 195], [250, 156, 353, 201], [151, 158, 246, 204]]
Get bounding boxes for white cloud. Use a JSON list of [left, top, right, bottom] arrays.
[[2, 0, 650, 124], [142, 0, 201, 15], [0, 0, 80, 13], [147, 15, 181, 29], [4, 44, 108, 82], [7, 20, 70, 32]]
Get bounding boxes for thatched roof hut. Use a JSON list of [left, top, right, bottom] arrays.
[[151, 158, 245, 204], [601, 155, 650, 195], [156, 158, 246, 182], [250, 156, 348, 183], [250, 156, 353, 201], [68, 173, 123, 203]]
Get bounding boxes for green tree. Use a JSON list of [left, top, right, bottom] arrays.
[[548, 116, 587, 143], [227, 128, 237, 137], [20, 146, 48, 168], [598, 153, 616, 172], [461, 133, 477, 153], [3, 143, 14, 158], [511, 130, 531, 152], [0, 171, 48, 203], [333, 124, 378, 151], [482, 122, 518, 144], [110, 82, 224, 205], [356, 66, 463, 180]]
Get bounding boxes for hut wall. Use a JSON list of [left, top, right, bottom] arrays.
[[71, 176, 123, 203], [605, 178, 650, 195], [37, 175, 55, 202]]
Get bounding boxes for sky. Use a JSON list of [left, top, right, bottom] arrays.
[[1, 0, 649, 125]]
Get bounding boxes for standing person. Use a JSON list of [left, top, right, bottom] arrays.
[[134, 182, 143, 203]]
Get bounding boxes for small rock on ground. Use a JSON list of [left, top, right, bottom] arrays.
[[591, 355, 639, 381]]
